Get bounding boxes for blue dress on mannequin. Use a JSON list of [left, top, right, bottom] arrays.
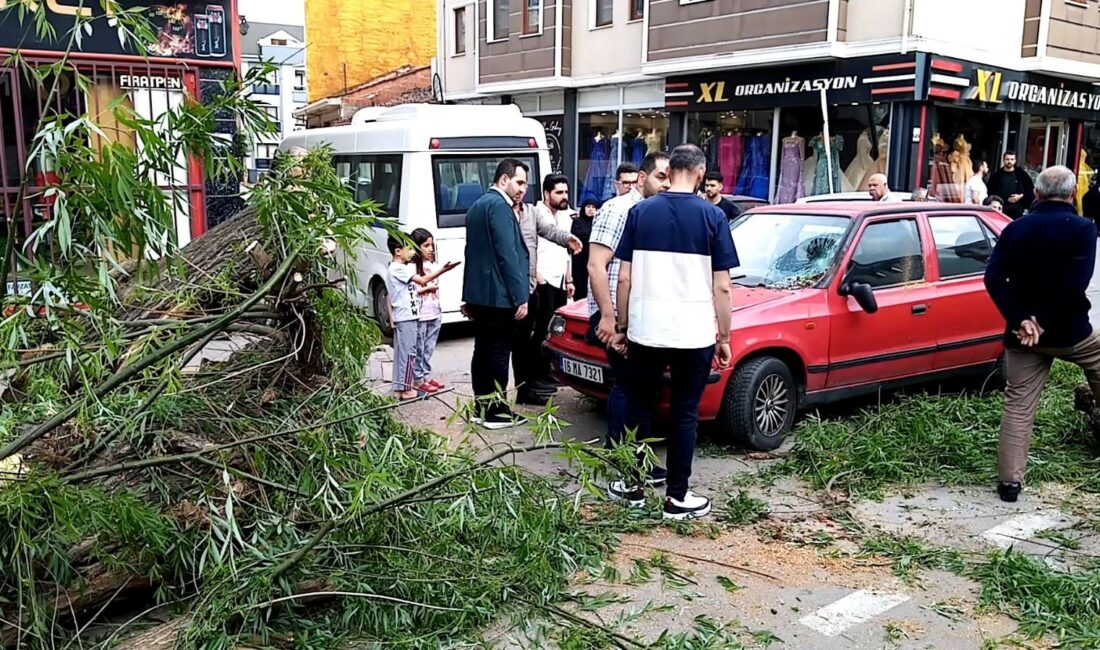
[[632, 135, 645, 166], [736, 134, 771, 200], [602, 135, 622, 200], [580, 136, 610, 205]]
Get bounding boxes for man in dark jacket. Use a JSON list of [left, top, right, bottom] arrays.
[[986, 151, 1035, 220], [984, 165, 1100, 503], [462, 159, 531, 429]]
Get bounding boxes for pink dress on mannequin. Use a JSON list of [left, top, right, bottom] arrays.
[[719, 134, 743, 192]]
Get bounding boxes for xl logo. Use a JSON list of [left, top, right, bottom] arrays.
[[965, 69, 1004, 104], [698, 81, 729, 104]]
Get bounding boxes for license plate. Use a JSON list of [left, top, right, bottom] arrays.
[[561, 357, 603, 384]]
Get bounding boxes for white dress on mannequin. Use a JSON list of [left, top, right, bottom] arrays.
[[845, 131, 874, 191], [802, 150, 818, 196]]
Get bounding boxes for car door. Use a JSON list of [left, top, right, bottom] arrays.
[[926, 212, 1005, 370], [826, 215, 939, 389]]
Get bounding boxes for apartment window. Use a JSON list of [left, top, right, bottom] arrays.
[[454, 7, 467, 54], [255, 143, 279, 162], [294, 70, 305, 90], [630, 0, 644, 21], [593, 0, 613, 27], [262, 105, 279, 121], [523, 0, 542, 34], [270, 38, 287, 45], [492, 0, 509, 40]]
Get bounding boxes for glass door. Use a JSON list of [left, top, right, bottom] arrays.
[[1025, 117, 1069, 179]]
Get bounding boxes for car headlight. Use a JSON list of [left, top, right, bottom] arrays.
[[549, 315, 566, 336]]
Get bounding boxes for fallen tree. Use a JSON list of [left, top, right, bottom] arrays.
[[0, 9, 615, 648]]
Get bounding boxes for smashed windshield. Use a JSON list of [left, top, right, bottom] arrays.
[[729, 213, 850, 289]]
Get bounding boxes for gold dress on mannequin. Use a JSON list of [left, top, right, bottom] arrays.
[[949, 134, 973, 191]]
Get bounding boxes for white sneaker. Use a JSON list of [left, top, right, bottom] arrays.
[[663, 491, 711, 520], [607, 480, 645, 507]]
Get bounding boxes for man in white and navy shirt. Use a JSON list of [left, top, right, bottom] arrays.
[[585, 152, 670, 479], [609, 144, 738, 521]]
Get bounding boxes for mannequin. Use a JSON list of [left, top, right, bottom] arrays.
[[645, 128, 662, 154], [775, 132, 806, 203], [929, 132, 957, 201], [1079, 150, 1094, 213], [845, 130, 874, 191], [949, 134, 973, 191], [859, 129, 891, 191], [810, 132, 844, 195]]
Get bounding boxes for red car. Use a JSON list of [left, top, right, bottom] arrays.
[[545, 203, 1011, 451]]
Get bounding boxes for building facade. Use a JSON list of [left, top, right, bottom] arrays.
[[304, 0, 436, 102], [0, 0, 243, 276], [436, 0, 1100, 204], [240, 22, 307, 182]]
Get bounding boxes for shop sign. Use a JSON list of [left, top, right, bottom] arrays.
[[118, 74, 184, 91], [0, 1, 234, 62], [931, 58, 1100, 119], [533, 115, 564, 174], [664, 55, 920, 111]]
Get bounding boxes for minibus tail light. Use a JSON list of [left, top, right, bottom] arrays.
[[429, 138, 441, 149], [528, 138, 538, 148]]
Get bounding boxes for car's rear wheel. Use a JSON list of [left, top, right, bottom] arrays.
[[372, 280, 394, 338], [719, 356, 797, 451]]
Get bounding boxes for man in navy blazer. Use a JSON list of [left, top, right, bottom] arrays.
[[462, 158, 532, 429]]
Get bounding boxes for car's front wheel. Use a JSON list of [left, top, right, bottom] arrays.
[[718, 356, 797, 451]]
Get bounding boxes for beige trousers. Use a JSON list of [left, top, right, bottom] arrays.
[[999, 331, 1100, 483]]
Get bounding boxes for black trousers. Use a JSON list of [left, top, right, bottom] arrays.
[[468, 304, 518, 416], [512, 292, 540, 394], [532, 283, 568, 383]]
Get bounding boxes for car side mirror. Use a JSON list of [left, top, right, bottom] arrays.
[[839, 281, 879, 314]]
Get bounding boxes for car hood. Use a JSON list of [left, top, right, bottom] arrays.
[[730, 286, 794, 312]]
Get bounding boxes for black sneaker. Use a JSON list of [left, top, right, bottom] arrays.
[[663, 492, 712, 520], [516, 390, 550, 407], [482, 410, 529, 430], [998, 481, 1022, 503], [607, 480, 645, 507], [645, 465, 668, 487], [1074, 385, 1095, 413]]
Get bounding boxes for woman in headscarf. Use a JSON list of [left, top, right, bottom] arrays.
[[571, 198, 599, 301]]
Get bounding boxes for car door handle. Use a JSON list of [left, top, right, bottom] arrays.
[[912, 304, 928, 315]]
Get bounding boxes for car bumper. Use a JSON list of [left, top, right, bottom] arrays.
[[542, 341, 722, 400]]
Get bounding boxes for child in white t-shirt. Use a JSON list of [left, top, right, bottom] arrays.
[[386, 234, 460, 400]]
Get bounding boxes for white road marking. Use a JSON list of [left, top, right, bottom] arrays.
[[799, 590, 910, 637], [980, 512, 1065, 549]]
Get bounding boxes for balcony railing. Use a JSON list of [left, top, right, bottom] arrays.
[[251, 83, 281, 95]]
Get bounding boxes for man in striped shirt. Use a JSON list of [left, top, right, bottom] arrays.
[[586, 152, 670, 479], [609, 144, 738, 520]]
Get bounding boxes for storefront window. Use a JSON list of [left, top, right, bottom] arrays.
[[777, 105, 890, 200], [687, 109, 772, 200], [926, 107, 1003, 203], [578, 109, 667, 205]]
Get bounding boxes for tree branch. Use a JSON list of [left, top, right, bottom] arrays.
[[269, 442, 568, 580], [61, 389, 453, 484], [0, 249, 302, 462]]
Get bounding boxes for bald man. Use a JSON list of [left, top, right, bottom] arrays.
[[867, 174, 901, 202]]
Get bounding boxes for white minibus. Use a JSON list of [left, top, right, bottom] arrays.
[[280, 103, 551, 335]]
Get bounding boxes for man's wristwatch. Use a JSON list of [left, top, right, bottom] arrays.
[[615, 324, 627, 334]]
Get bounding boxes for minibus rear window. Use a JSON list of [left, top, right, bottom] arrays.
[[432, 154, 539, 229]]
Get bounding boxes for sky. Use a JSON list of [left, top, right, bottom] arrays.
[[238, 0, 305, 26]]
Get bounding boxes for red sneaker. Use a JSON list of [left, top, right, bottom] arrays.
[[416, 382, 439, 393], [427, 379, 446, 390]]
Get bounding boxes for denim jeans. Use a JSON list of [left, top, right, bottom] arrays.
[[624, 342, 714, 501]]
